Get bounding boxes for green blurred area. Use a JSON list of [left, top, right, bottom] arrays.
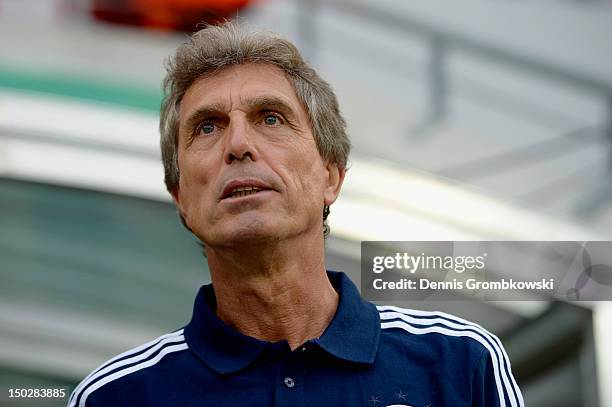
[[0, 178, 210, 389], [0, 66, 161, 113]]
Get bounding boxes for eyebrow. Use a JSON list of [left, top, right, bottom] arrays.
[[181, 96, 300, 146], [243, 96, 297, 118], [183, 102, 228, 137]]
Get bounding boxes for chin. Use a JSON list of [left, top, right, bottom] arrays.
[[212, 220, 283, 247]]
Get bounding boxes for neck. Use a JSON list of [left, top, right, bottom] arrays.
[[206, 236, 338, 350]]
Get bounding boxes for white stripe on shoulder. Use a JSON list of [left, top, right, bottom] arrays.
[[69, 329, 185, 407], [77, 342, 188, 407], [378, 306, 523, 407], [377, 305, 523, 405], [378, 305, 524, 407], [381, 320, 508, 407]]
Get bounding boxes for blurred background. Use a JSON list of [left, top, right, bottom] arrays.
[[1, 0, 612, 406]]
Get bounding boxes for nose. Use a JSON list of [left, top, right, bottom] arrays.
[[224, 113, 257, 164]]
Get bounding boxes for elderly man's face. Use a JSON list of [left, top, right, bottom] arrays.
[[172, 63, 344, 248]]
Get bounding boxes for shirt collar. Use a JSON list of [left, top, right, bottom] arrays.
[[313, 271, 380, 364], [184, 270, 380, 374]]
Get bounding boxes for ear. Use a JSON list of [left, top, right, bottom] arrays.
[[323, 162, 346, 206]]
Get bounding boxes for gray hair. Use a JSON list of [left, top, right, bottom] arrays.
[[159, 21, 350, 237]]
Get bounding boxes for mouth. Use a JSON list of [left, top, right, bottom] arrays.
[[229, 186, 263, 199], [220, 180, 274, 201]]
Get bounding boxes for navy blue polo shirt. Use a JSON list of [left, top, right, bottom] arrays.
[[69, 271, 523, 407]]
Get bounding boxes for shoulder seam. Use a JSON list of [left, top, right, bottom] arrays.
[[471, 345, 490, 392]]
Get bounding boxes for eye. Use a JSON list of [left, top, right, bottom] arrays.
[[262, 113, 282, 126], [198, 121, 216, 135]]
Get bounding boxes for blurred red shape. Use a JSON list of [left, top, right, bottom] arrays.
[[91, 0, 254, 32]]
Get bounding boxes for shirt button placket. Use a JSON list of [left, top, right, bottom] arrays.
[[274, 348, 307, 407]]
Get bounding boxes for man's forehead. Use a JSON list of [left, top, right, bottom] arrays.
[[180, 63, 302, 117]]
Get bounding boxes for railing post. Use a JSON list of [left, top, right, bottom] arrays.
[[297, 0, 318, 63], [574, 96, 612, 217], [414, 34, 448, 135], [429, 35, 447, 121], [607, 96, 612, 170]]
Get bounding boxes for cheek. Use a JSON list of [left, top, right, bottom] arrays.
[[178, 156, 216, 211], [286, 153, 327, 204]]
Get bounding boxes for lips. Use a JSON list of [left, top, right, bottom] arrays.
[[220, 179, 274, 200]]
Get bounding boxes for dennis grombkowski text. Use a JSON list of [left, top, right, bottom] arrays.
[[372, 278, 555, 291]]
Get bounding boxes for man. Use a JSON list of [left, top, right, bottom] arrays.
[[69, 22, 523, 407]]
